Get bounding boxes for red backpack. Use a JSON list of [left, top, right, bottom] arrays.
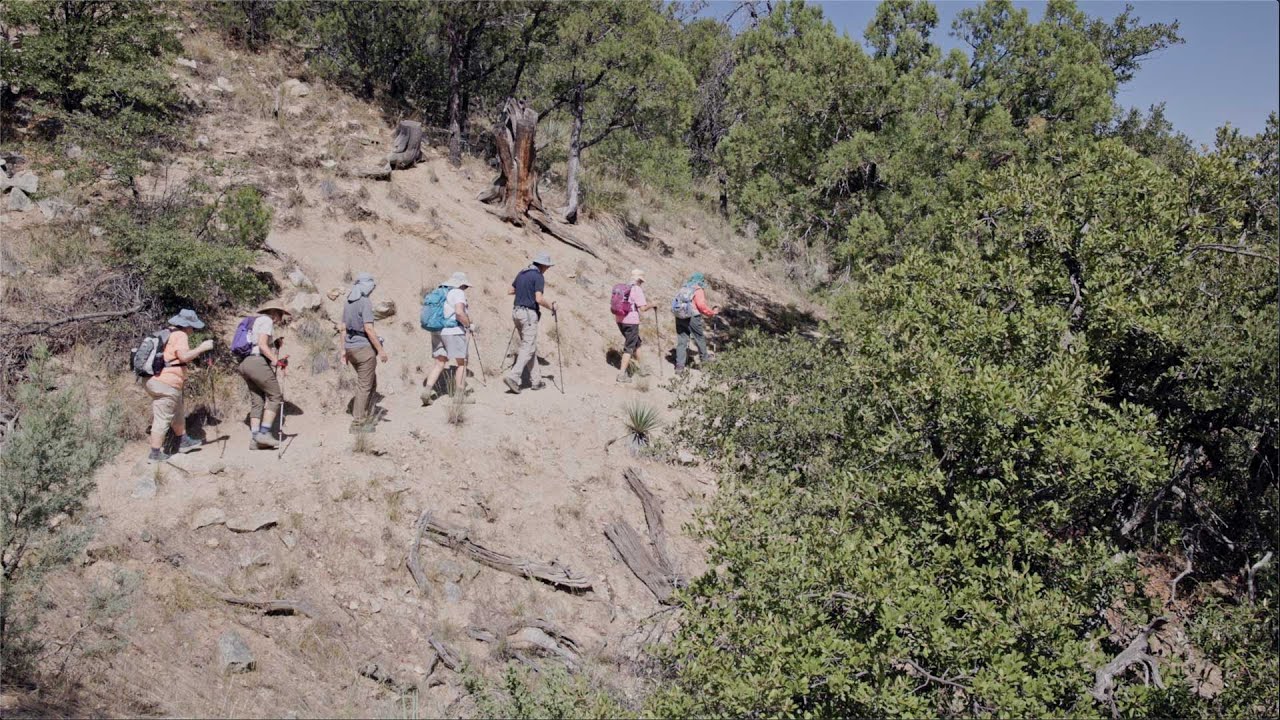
[[610, 283, 634, 318]]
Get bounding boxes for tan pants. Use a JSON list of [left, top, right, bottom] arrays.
[[144, 377, 184, 444], [505, 306, 540, 388], [345, 345, 378, 421], [238, 354, 283, 419]]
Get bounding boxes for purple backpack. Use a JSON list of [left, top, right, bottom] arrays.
[[610, 283, 633, 318], [231, 315, 258, 358]]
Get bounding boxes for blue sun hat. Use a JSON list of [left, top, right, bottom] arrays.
[[167, 308, 205, 329], [687, 272, 706, 287]]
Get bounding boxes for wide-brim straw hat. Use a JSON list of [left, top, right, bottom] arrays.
[[630, 268, 645, 282], [257, 301, 292, 316]]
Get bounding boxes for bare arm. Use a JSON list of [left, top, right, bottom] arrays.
[[177, 340, 212, 363], [257, 332, 281, 364], [364, 322, 388, 360], [455, 303, 471, 330], [534, 291, 556, 312]]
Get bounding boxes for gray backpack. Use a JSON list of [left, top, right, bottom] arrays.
[[131, 329, 172, 377], [671, 284, 698, 319]]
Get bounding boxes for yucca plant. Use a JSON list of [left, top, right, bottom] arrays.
[[622, 401, 660, 455]]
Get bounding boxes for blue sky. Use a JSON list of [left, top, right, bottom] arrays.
[[702, 1, 1279, 146]]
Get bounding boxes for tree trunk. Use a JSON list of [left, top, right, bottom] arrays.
[[387, 120, 422, 170], [446, 35, 464, 167], [563, 86, 584, 225]]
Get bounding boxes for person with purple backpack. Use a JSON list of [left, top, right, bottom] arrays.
[[232, 301, 291, 449], [612, 268, 655, 383]]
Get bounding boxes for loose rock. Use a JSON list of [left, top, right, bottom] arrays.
[[9, 171, 38, 194], [132, 473, 157, 500], [282, 78, 311, 97], [65, 144, 83, 160], [7, 188, 33, 212], [176, 57, 198, 70], [209, 461, 226, 475], [327, 287, 342, 301], [218, 631, 255, 675], [676, 449, 698, 466], [38, 198, 73, 221], [190, 507, 226, 530], [290, 292, 323, 313], [227, 511, 280, 533], [195, 135, 210, 150], [373, 300, 396, 320], [288, 269, 314, 289]]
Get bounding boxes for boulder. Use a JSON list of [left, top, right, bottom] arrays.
[[372, 300, 396, 320], [65, 144, 83, 160], [287, 269, 314, 289], [282, 78, 311, 97], [227, 511, 280, 533], [215, 76, 235, 93], [176, 57, 198, 70], [290, 293, 323, 313], [218, 631, 255, 674], [676, 449, 698, 466], [132, 472, 157, 500], [7, 188, 33, 213], [195, 135, 210, 150], [38, 198, 73, 221], [327, 287, 342, 301], [9, 171, 37, 194], [190, 507, 226, 530]]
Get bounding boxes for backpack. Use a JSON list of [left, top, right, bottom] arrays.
[[130, 329, 172, 377], [671, 283, 698, 319], [230, 315, 259, 358], [420, 285, 457, 332], [610, 283, 634, 318]]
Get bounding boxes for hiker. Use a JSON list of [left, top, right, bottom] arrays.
[[341, 272, 388, 431], [613, 268, 655, 383], [672, 272, 719, 373], [503, 252, 557, 394], [421, 271, 475, 406], [143, 309, 214, 462], [233, 301, 291, 449]]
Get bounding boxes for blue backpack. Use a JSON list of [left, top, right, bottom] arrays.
[[671, 283, 698, 319], [420, 285, 457, 332]]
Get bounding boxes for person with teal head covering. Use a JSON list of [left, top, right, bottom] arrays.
[[672, 272, 719, 373]]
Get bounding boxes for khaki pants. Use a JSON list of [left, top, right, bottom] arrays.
[[238, 354, 283, 419], [505, 306, 540, 388], [144, 377, 184, 444], [345, 345, 378, 421]]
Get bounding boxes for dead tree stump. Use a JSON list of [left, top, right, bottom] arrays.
[[478, 98, 600, 259], [388, 120, 423, 170]]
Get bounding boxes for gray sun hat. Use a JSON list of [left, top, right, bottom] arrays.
[[167, 308, 205, 329], [532, 251, 554, 267], [443, 271, 470, 288], [347, 272, 376, 301]]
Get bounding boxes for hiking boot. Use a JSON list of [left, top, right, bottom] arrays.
[[675, 366, 687, 375], [503, 376, 521, 394], [530, 381, 547, 391], [633, 364, 650, 378], [176, 434, 203, 453], [616, 373, 633, 384], [147, 448, 170, 463], [253, 431, 280, 449]]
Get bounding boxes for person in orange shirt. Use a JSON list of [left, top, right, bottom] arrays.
[[673, 272, 719, 373], [145, 309, 215, 462]]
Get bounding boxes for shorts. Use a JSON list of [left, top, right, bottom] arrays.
[[432, 332, 468, 361], [144, 377, 184, 434], [617, 322, 641, 354]]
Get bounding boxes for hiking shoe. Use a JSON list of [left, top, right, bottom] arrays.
[[530, 380, 547, 391], [147, 448, 170, 463], [503, 376, 521, 394], [254, 432, 280, 449], [176, 435, 203, 453], [616, 373, 633, 384]]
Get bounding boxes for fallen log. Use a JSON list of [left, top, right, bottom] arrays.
[[388, 120, 423, 169], [430, 636, 463, 672], [623, 467, 676, 576], [413, 511, 593, 592], [604, 519, 678, 605], [1090, 617, 1167, 714], [218, 596, 317, 618]]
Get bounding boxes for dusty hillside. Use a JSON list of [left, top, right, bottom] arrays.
[[0, 31, 818, 718]]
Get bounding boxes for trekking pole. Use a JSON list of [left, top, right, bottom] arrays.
[[276, 355, 294, 459], [653, 307, 663, 378], [502, 325, 517, 370], [553, 309, 565, 394], [469, 329, 488, 386]]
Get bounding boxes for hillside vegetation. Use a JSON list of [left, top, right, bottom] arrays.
[[1, 0, 1276, 717]]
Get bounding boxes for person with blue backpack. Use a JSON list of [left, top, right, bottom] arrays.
[[231, 301, 291, 449], [420, 271, 475, 406], [672, 272, 719, 374]]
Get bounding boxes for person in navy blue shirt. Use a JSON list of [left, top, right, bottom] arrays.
[[504, 251, 557, 393]]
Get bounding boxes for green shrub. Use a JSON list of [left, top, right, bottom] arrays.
[[102, 188, 270, 310], [465, 664, 633, 720], [1, 346, 122, 681]]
